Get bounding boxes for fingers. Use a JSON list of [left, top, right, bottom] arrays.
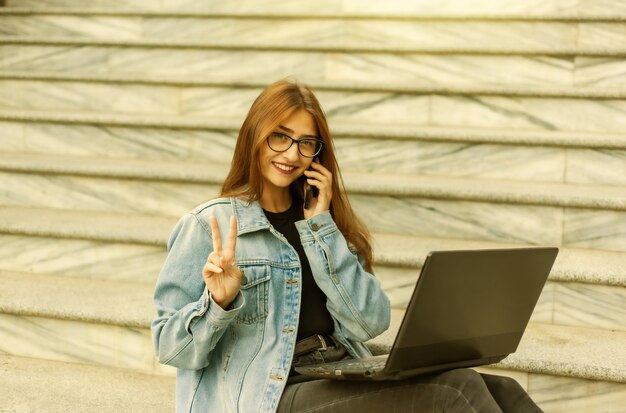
[[206, 250, 222, 267], [209, 216, 223, 254], [304, 163, 332, 184], [209, 215, 238, 266], [204, 251, 241, 279], [303, 172, 328, 188], [307, 161, 332, 178], [304, 163, 333, 195], [220, 256, 242, 277], [226, 216, 238, 253], [303, 162, 332, 218], [204, 261, 223, 274]]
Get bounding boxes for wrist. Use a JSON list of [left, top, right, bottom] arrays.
[[212, 291, 241, 310], [213, 297, 231, 310]]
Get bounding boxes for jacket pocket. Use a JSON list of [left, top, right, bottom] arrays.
[[235, 264, 271, 324]]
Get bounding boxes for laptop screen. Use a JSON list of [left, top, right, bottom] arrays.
[[385, 247, 558, 372]]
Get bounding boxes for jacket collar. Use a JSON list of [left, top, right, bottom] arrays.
[[231, 197, 272, 235]]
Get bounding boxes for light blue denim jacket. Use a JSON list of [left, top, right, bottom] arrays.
[[152, 197, 391, 413]]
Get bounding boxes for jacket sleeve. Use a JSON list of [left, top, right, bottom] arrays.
[[295, 211, 391, 342], [151, 213, 244, 370]]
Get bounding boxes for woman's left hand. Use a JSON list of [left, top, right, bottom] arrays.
[[303, 161, 332, 219]]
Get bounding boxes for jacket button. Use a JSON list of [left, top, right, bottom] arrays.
[[311, 223, 321, 231]]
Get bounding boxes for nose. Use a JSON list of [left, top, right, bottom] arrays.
[[281, 142, 301, 162]]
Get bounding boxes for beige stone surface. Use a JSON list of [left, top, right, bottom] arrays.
[[0, 354, 174, 413]]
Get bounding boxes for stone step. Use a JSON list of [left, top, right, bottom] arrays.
[[1, 153, 624, 250], [7, 34, 625, 56], [0, 354, 174, 413], [0, 43, 626, 89], [2, 152, 624, 211], [373, 234, 626, 287], [1, 12, 625, 55], [0, 206, 623, 332], [2, 108, 625, 149], [2, 206, 623, 287], [1, 231, 623, 334], [2, 269, 625, 381], [0, 270, 623, 413], [374, 243, 626, 332], [0, 356, 622, 413], [0, 270, 171, 375], [2, 34, 626, 88], [0, 270, 153, 328], [3, 71, 626, 99], [3, 42, 625, 89], [1, 206, 624, 286], [1, 110, 626, 186], [4, 0, 626, 20], [1, 75, 626, 134], [0, 108, 626, 150], [0, 232, 165, 284]]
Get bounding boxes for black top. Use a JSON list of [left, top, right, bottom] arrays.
[[263, 199, 334, 341]]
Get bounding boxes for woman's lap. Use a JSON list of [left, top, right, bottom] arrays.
[[277, 369, 542, 413]]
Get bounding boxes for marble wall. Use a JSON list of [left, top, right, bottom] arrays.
[[0, 80, 180, 115], [0, 234, 165, 283], [352, 195, 626, 253], [3, 120, 625, 186], [476, 366, 626, 413], [4, 79, 626, 134], [0, 16, 583, 51], [0, 121, 238, 161], [563, 209, 626, 252], [0, 171, 221, 217], [2, 0, 606, 17], [3, 43, 626, 87], [529, 373, 626, 413], [0, 313, 156, 372], [2, 167, 624, 252]]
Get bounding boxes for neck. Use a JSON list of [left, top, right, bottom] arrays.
[[260, 187, 292, 213]]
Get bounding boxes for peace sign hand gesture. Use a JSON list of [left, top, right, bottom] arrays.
[[202, 216, 242, 310]]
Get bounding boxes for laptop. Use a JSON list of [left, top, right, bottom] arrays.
[[295, 247, 559, 380]]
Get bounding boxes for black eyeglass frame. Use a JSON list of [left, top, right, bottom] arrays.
[[266, 132, 324, 158]]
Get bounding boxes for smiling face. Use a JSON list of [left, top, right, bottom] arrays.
[[258, 108, 318, 207]]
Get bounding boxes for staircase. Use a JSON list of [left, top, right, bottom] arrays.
[[0, 1, 624, 412]]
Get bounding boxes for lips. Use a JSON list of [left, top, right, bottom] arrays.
[[272, 162, 296, 174]]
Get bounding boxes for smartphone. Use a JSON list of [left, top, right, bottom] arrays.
[[298, 164, 319, 209], [304, 176, 318, 209]]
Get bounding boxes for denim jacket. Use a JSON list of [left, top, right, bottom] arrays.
[[152, 197, 391, 413]]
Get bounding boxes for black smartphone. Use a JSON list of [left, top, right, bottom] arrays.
[[304, 173, 318, 209], [297, 163, 319, 209]]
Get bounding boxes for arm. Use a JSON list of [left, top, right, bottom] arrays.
[[295, 211, 391, 342], [151, 213, 244, 370]]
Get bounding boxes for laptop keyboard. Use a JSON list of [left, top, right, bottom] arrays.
[[307, 355, 388, 374], [342, 358, 387, 370]]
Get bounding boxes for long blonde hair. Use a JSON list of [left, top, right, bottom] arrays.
[[221, 79, 374, 271]]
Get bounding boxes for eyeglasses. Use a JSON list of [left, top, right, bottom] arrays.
[[266, 132, 324, 158]]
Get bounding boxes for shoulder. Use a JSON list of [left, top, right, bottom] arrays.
[[179, 197, 231, 230], [191, 197, 233, 217], [166, 198, 235, 249]]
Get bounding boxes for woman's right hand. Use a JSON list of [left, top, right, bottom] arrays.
[[202, 216, 242, 309]]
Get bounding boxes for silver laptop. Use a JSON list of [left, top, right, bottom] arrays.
[[295, 247, 559, 380]]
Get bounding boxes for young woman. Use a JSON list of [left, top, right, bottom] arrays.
[[152, 79, 543, 412]]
